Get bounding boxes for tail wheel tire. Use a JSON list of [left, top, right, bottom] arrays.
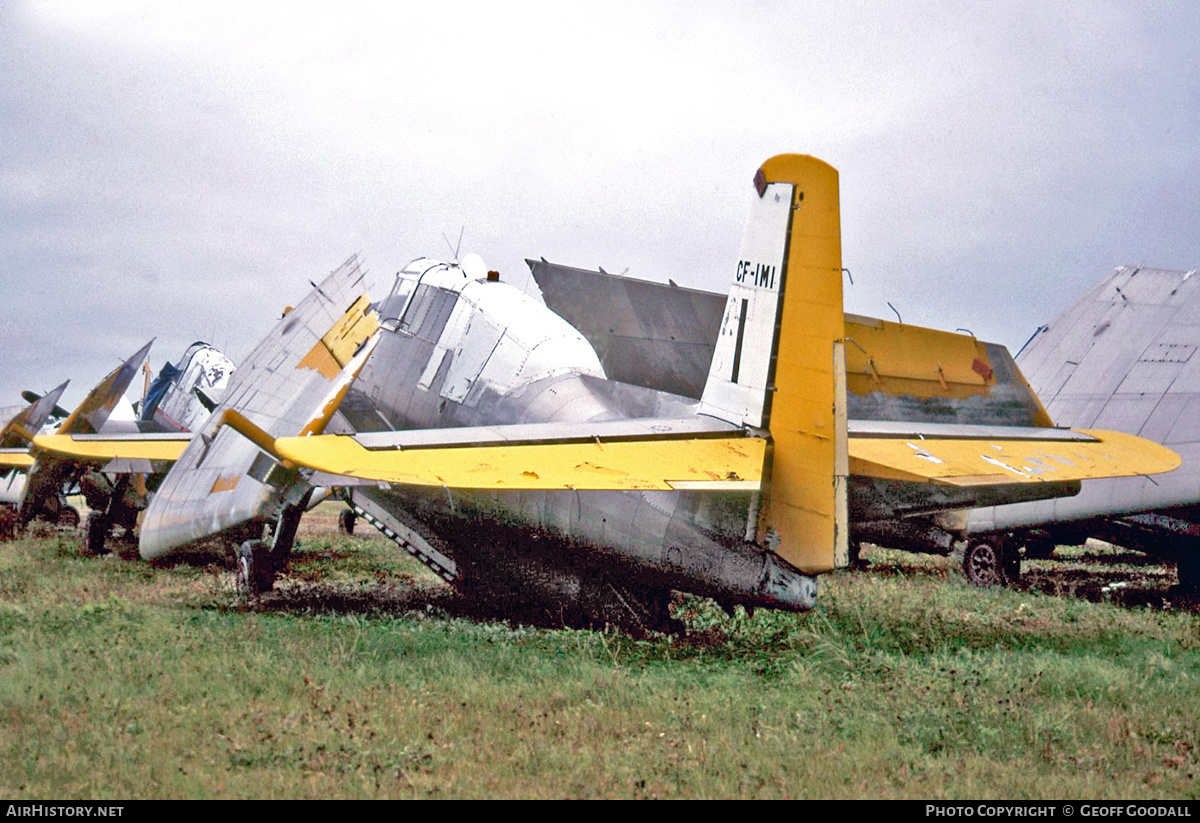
[[236, 539, 276, 596], [58, 506, 81, 529], [338, 508, 356, 535], [83, 513, 110, 556]]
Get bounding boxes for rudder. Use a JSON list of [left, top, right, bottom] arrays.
[[699, 155, 848, 573]]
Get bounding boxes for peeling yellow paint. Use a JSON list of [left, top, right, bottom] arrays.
[[296, 342, 341, 379], [296, 294, 379, 377], [209, 474, 241, 494], [848, 429, 1180, 485], [752, 154, 846, 575]]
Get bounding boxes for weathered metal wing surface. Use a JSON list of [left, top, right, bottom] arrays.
[[528, 259, 724, 399], [1, 381, 69, 448], [971, 266, 1200, 532], [841, 315, 1053, 427], [139, 256, 379, 559], [18, 344, 153, 516], [58, 341, 154, 435], [529, 261, 1053, 428], [275, 417, 764, 491]]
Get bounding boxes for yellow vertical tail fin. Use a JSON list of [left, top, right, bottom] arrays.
[[699, 155, 848, 573]]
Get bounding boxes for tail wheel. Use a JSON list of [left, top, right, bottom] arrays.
[[338, 508, 356, 535], [58, 506, 81, 529], [82, 512, 110, 556], [963, 538, 1019, 587], [235, 539, 276, 596]]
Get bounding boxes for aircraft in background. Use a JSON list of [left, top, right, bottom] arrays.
[[140, 341, 235, 433], [955, 265, 1200, 588], [14, 341, 235, 551], [14, 341, 154, 533], [533, 259, 1200, 592], [34, 155, 1179, 630], [0, 383, 72, 524]]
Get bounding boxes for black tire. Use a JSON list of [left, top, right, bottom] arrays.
[[1177, 553, 1200, 593], [82, 512, 109, 555], [235, 539, 275, 596], [963, 538, 1018, 587], [58, 506, 81, 529], [338, 508, 356, 536]]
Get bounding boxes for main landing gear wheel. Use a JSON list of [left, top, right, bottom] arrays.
[[338, 508, 356, 535], [963, 538, 1020, 587], [235, 539, 276, 596]]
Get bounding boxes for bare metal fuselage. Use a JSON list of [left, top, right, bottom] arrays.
[[342, 259, 814, 611]]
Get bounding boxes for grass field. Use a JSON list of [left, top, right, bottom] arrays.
[[1, 513, 1198, 799]]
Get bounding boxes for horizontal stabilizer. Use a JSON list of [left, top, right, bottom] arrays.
[[275, 424, 765, 491], [847, 421, 1093, 441], [0, 449, 35, 469], [848, 428, 1180, 486], [32, 432, 191, 463]]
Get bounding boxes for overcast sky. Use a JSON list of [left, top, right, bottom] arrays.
[[2, 1, 1198, 409]]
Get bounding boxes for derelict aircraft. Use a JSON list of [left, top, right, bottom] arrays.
[[0, 383, 71, 512], [953, 265, 1200, 587], [35, 154, 1179, 628], [10, 341, 234, 551], [526, 262, 1200, 591]]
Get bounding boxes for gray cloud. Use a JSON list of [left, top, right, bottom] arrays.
[[2, 0, 1197, 410]]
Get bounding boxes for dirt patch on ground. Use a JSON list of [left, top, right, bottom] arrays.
[[1017, 567, 1200, 611], [240, 577, 610, 630]]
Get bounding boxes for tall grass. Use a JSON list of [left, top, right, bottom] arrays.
[[1, 531, 1197, 798]]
